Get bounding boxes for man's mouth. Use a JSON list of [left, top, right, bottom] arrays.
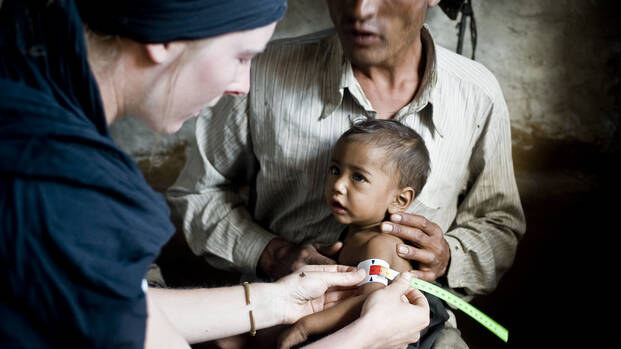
[[345, 25, 382, 46]]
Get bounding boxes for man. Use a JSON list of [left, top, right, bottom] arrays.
[[167, 0, 525, 347]]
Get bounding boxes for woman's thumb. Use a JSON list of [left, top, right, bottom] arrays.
[[386, 271, 413, 295]]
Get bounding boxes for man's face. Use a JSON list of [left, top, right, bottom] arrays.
[[325, 141, 401, 228], [326, 0, 436, 67]]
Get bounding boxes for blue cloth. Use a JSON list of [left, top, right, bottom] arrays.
[[77, 0, 287, 43], [0, 0, 174, 347]]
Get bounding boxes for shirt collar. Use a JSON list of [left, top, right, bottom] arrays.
[[319, 26, 444, 137]]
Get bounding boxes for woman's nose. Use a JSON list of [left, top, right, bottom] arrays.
[[224, 63, 251, 96]]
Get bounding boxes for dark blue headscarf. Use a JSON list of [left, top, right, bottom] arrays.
[[77, 0, 287, 43], [0, 0, 285, 347]]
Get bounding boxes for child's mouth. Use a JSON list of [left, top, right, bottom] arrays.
[[330, 200, 347, 214]]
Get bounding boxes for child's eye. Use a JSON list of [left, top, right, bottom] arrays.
[[352, 173, 366, 182], [329, 165, 340, 176]]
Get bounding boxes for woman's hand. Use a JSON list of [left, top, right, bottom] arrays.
[[275, 264, 365, 324], [300, 271, 430, 349], [358, 271, 430, 348]]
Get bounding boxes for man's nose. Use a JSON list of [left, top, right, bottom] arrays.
[[352, 0, 377, 21]]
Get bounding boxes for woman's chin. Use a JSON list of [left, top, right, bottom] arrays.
[[162, 120, 184, 134]]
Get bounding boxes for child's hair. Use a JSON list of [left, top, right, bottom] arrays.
[[336, 119, 431, 195]]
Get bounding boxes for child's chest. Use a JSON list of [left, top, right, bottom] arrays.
[[337, 230, 379, 266]]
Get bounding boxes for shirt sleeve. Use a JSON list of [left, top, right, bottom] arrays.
[[1, 178, 163, 348], [443, 81, 526, 295], [167, 95, 277, 275]]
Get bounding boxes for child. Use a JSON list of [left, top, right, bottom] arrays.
[[278, 119, 448, 349]]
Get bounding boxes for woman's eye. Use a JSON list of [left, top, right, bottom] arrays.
[[238, 57, 251, 65], [352, 173, 366, 182], [329, 165, 340, 176]]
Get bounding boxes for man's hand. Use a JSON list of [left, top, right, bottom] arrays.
[[380, 210, 450, 282], [258, 238, 343, 280]]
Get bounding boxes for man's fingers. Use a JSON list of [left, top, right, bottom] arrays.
[[387, 211, 429, 230], [307, 253, 337, 266], [396, 244, 435, 263], [314, 241, 343, 257], [382, 222, 430, 246], [383, 212, 442, 236], [410, 269, 436, 282]]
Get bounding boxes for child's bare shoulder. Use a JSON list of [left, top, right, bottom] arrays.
[[362, 232, 405, 260], [339, 229, 409, 270]]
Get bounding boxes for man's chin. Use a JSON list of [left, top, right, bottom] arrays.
[[345, 47, 385, 68]]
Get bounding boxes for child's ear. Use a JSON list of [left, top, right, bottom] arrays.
[[391, 187, 415, 212]]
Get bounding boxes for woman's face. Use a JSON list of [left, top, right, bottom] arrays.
[[141, 22, 276, 134]]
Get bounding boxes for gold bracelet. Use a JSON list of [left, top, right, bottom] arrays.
[[242, 282, 256, 336]]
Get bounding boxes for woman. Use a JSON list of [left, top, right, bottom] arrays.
[[0, 0, 429, 348]]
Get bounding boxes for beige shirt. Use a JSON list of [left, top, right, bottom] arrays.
[[167, 28, 525, 295]]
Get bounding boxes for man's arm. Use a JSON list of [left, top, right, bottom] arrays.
[[443, 91, 525, 294], [167, 95, 340, 278], [167, 95, 277, 275]]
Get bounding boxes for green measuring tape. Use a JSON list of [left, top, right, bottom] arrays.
[[409, 277, 508, 342], [370, 263, 508, 342]]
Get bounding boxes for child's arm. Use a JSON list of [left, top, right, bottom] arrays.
[[277, 294, 368, 349], [277, 233, 410, 349]]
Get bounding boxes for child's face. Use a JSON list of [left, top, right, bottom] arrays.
[[324, 141, 401, 228]]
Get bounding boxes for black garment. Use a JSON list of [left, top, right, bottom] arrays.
[[408, 292, 449, 349], [0, 1, 173, 347]]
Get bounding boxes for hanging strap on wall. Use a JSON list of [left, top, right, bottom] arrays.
[[456, 0, 478, 59], [439, 0, 478, 60]]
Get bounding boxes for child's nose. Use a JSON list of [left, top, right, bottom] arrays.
[[333, 176, 347, 194]]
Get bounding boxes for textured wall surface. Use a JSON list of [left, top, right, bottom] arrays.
[[109, 0, 620, 185]]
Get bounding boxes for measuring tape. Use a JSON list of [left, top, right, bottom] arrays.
[[360, 259, 509, 343]]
